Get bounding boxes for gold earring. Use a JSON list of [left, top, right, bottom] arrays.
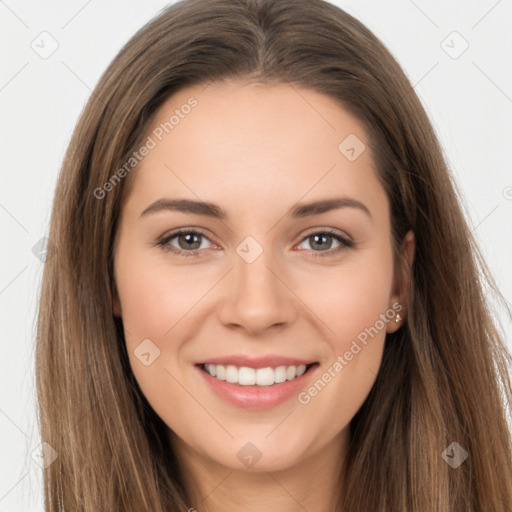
[[395, 313, 402, 323]]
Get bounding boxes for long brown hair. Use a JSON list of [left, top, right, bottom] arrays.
[[36, 0, 512, 510]]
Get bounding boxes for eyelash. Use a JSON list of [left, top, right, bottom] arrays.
[[156, 228, 354, 258]]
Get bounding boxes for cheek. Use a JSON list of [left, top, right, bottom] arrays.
[[292, 248, 394, 428], [114, 245, 211, 409], [114, 251, 195, 432], [301, 247, 395, 350], [114, 245, 206, 341]]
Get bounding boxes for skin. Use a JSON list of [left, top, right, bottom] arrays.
[[113, 80, 415, 512]]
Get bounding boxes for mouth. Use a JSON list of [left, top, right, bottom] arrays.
[[198, 362, 318, 386], [194, 359, 320, 409]]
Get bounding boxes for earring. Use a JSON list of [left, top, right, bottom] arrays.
[[395, 313, 402, 323]]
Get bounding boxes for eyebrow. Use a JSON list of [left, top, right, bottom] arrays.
[[139, 197, 372, 220]]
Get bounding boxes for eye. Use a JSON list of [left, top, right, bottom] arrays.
[[296, 229, 353, 257], [157, 229, 217, 257]]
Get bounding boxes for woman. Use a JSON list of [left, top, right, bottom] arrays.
[[36, 0, 512, 510]]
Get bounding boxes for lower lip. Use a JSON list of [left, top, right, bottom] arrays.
[[196, 364, 318, 409]]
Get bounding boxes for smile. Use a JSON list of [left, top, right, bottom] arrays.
[[196, 359, 319, 409], [201, 363, 312, 386]]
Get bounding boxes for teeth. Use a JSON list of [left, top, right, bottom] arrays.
[[203, 364, 308, 386], [215, 365, 226, 380]]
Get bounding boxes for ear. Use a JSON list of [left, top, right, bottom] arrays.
[[387, 230, 415, 333]]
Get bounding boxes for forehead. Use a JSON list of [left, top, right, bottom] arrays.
[[123, 81, 387, 221]]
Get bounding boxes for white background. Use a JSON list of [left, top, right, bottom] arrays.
[[1, 0, 511, 509]]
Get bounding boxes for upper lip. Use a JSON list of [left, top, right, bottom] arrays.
[[196, 355, 317, 369]]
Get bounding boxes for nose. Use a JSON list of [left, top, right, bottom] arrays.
[[217, 245, 298, 336]]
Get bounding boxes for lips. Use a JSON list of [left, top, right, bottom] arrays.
[[195, 355, 319, 409]]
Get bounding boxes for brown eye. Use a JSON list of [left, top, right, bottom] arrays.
[[158, 229, 215, 257], [297, 230, 353, 257]]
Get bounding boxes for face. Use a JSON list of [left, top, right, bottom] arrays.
[[113, 80, 414, 475]]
